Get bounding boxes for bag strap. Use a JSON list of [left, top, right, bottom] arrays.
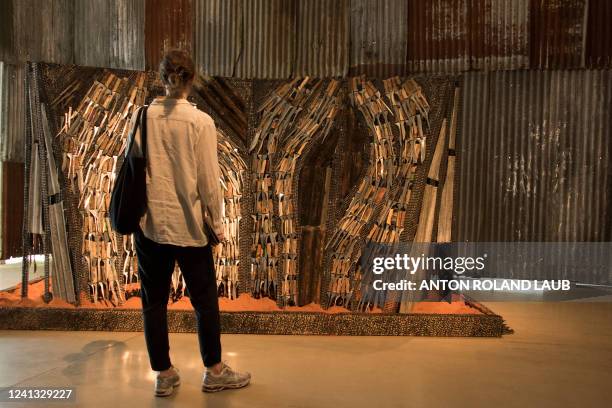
[[139, 105, 149, 161]]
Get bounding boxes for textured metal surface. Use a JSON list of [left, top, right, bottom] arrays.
[[0, 62, 25, 162], [145, 0, 193, 70], [0, 1, 14, 62], [295, 0, 349, 77], [194, 0, 242, 77], [456, 70, 612, 246], [529, 0, 587, 69], [0, 305, 505, 336], [585, 0, 612, 68], [349, 0, 408, 76], [74, 0, 145, 69], [5, 0, 75, 64], [1, 0, 611, 72], [195, 0, 296, 78], [1, 162, 24, 258], [236, 0, 296, 78], [407, 0, 529, 72]]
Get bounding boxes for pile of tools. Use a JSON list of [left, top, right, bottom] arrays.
[[274, 80, 341, 306], [22, 63, 76, 304], [250, 78, 341, 305], [326, 76, 433, 310], [57, 71, 147, 305], [249, 78, 312, 302], [397, 86, 460, 312], [214, 134, 246, 299]]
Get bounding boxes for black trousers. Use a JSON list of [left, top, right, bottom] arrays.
[[134, 227, 222, 371]]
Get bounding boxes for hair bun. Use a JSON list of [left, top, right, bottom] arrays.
[[159, 49, 195, 88]]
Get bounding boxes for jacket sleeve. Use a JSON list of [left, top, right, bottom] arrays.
[[196, 120, 224, 236]]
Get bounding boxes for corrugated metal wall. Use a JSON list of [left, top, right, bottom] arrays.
[[529, 0, 587, 69], [1, 162, 24, 259], [585, 0, 612, 68], [349, 0, 408, 76], [456, 70, 612, 243], [145, 0, 193, 71], [194, 0, 243, 77], [195, 0, 297, 78], [471, 0, 530, 70], [74, 0, 145, 69], [295, 0, 348, 77], [2, 0, 611, 74], [0, 62, 25, 163], [236, 0, 296, 78]]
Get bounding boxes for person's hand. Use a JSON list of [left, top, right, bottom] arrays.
[[216, 231, 226, 242]]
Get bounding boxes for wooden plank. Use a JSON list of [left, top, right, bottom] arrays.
[[437, 87, 460, 243]]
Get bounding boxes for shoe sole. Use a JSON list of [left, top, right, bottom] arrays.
[[202, 379, 250, 393], [155, 379, 181, 397]]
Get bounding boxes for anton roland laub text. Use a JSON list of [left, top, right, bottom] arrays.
[[370, 254, 571, 292]]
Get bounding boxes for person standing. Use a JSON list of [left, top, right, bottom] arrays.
[[126, 49, 251, 397]]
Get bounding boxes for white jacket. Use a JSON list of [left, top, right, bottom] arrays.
[[126, 97, 223, 247]]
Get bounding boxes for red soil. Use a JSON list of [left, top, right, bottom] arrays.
[[0, 280, 481, 314]]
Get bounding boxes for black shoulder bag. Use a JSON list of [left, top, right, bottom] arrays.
[[109, 106, 149, 234]]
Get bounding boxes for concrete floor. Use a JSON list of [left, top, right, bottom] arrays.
[[0, 302, 611, 408]]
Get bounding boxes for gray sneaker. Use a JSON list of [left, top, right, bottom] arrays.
[[202, 362, 251, 393], [155, 366, 181, 397]]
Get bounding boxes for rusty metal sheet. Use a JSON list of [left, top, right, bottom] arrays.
[[349, 0, 408, 76], [294, 0, 349, 77], [74, 0, 112, 67], [0, 62, 25, 163], [407, 0, 529, 72], [470, 0, 529, 70], [0, 1, 14, 62], [407, 0, 470, 73], [0, 0, 74, 64], [456, 70, 612, 247], [1, 162, 24, 258], [145, 0, 193, 71], [236, 0, 296, 78], [529, 0, 587, 69], [585, 0, 612, 68], [74, 0, 144, 69], [194, 0, 243, 77], [110, 0, 145, 70], [195, 0, 295, 79]]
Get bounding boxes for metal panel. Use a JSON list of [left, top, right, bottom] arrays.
[[0, 0, 14, 62], [529, 0, 587, 69], [469, 0, 530, 70], [456, 70, 612, 245], [145, 0, 193, 71], [407, 0, 470, 73], [39, 0, 75, 64], [194, 0, 243, 77], [74, 0, 112, 67], [585, 0, 612, 68], [74, 0, 144, 69], [0, 62, 25, 163], [237, 0, 296, 78], [349, 0, 408, 76], [1, 162, 24, 259], [0, 0, 75, 64], [195, 0, 296, 79], [294, 0, 349, 77], [110, 0, 145, 70], [407, 0, 529, 72]]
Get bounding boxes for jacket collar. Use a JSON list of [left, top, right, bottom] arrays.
[[151, 97, 194, 106]]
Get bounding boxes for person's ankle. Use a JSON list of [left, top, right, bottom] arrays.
[[158, 365, 177, 377], [208, 362, 223, 375]]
